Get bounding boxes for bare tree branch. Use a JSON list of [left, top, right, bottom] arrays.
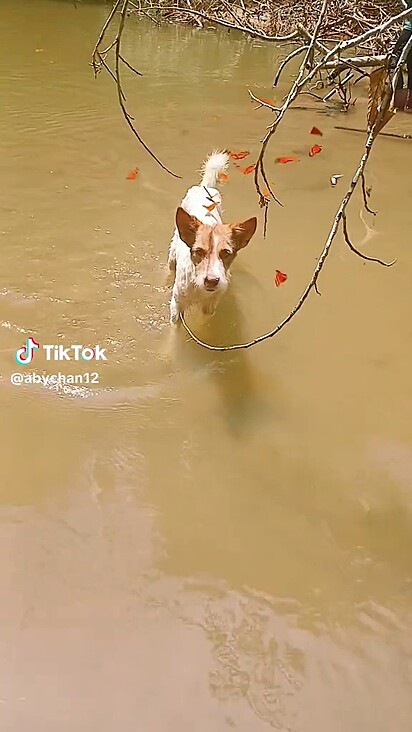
[[92, 0, 180, 177]]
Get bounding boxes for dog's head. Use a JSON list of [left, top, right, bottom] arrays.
[[175, 207, 257, 294]]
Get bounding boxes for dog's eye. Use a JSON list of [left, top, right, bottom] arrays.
[[192, 248, 205, 262], [220, 249, 233, 259]]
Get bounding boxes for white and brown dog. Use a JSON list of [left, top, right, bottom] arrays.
[[167, 151, 257, 324]]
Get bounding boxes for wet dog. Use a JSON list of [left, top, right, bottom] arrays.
[[167, 151, 257, 324]]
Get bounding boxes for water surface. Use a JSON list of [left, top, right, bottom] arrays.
[[1, 1, 412, 730]]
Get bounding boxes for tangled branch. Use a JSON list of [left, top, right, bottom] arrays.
[[129, 1, 301, 42], [128, 1, 406, 52], [176, 8, 411, 351]]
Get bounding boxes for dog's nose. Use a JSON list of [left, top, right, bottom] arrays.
[[204, 276, 220, 290]]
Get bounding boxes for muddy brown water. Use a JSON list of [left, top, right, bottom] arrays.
[[1, 1, 412, 730]]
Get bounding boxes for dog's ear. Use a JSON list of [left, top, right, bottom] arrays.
[[176, 207, 201, 248], [230, 217, 257, 251]]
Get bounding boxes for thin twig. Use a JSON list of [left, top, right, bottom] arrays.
[[119, 53, 143, 76], [101, 39, 117, 56], [93, 0, 180, 177], [335, 124, 412, 140], [341, 212, 395, 266], [273, 45, 310, 87], [92, 0, 122, 75], [248, 89, 280, 112], [298, 90, 328, 101], [95, 52, 127, 101], [361, 172, 377, 215], [263, 203, 269, 238]]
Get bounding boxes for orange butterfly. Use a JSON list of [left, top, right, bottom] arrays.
[[126, 167, 139, 180], [275, 157, 299, 164], [241, 164, 256, 175], [274, 270, 287, 287], [309, 145, 322, 157], [228, 151, 250, 160]]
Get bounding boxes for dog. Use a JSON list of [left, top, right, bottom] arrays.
[[167, 151, 257, 324]]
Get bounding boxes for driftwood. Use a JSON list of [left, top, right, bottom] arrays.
[[324, 55, 387, 68], [92, 1, 412, 351]]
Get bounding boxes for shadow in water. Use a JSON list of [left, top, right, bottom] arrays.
[[169, 287, 276, 438]]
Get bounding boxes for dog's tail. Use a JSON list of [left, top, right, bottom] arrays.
[[200, 150, 229, 188]]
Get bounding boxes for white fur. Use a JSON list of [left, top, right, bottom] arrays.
[[199, 150, 230, 188], [167, 151, 230, 324]]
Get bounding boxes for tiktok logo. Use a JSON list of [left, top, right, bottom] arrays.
[[15, 337, 40, 366]]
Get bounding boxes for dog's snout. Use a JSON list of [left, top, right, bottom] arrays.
[[204, 276, 220, 290]]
